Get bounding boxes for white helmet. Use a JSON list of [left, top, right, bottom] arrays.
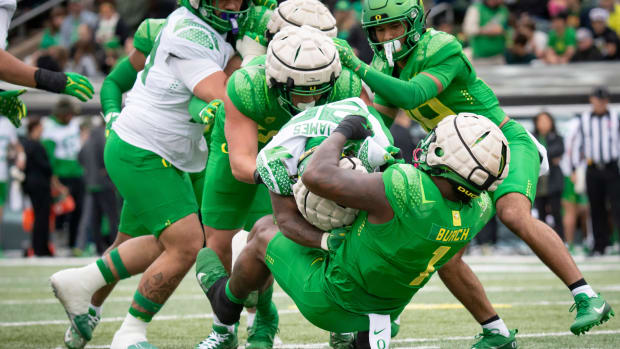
[[266, 0, 338, 38], [417, 113, 510, 198], [266, 25, 342, 113]]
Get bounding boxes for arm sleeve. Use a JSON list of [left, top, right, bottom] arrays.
[[188, 95, 209, 123], [361, 54, 464, 110], [100, 56, 138, 115], [167, 55, 222, 92]]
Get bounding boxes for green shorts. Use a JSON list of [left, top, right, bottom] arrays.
[[562, 176, 588, 205], [491, 120, 540, 205], [201, 128, 272, 230], [105, 131, 198, 238], [189, 170, 206, 206], [266, 232, 375, 333], [0, 181, 6, 206]]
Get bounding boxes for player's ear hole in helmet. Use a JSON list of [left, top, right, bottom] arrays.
[[414, 113, 510, 203], [179, 0, 251, 34], [265, 25, 342, 116], [362, 0, 427, 63], [265, 0, 338, 43]]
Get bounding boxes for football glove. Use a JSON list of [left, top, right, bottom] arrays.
[[63, 72, 94, 102], [334, 115, 373, 140], [0, 89, 27, 128], [332, 38, 363, 72], [322, 227, 349, 253]]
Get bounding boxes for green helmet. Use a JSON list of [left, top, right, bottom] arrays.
[[362, 0, 426, 63], [414, 114, 510, 201], [179, 0, 250, 33]]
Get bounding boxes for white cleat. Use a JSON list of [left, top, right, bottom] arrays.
[[50, 269, 94, 340]]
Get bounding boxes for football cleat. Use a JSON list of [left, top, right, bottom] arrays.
[[329, 332, 354, 349], [471, 328, 518, 349], [64, 307, 100, 349], [246, 301, 279, 348], [570, 293, 615, 335], [195, 324, 238, 349], [50, 269, 94, 341], [110, 327, 153, 349]]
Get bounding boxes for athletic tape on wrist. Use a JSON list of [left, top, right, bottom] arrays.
[[321, 233, 329, 250], [34, 69, 66, 93]]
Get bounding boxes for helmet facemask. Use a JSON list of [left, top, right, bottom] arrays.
[[271, 74, 336, 115], [183, 0, 250, 33]]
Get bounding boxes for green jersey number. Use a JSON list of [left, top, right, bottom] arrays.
[[409, 246, 451, 286]]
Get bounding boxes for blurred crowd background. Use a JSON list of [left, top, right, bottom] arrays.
[[0, 0, 619, 258]]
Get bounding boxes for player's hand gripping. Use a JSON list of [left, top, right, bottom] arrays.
[[332, 38, 363, 72], [321, 227, 349, 253], [334, 115, 373, 140], [0, 89, 27, 128], [63, 73, 94, 102]]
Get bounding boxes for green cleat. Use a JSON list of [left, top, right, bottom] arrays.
[[570, 293, 615, 335], [196, 248, 229, 294], [195, 324, 238, 349], [246, 301, 279, 349], [471, 329, 518, 349], [63, 308, 100, 349], [391, 316, 400, 338], [329, 332, 354, 349]]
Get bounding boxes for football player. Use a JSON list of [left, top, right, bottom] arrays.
[[200, 108, 508, 349], [50, 0, 250, 348], [333, 0, 614, 346]]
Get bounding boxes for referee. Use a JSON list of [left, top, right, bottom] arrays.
[[573, 86, 620, 255]]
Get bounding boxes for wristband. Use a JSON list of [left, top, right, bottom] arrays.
[[320, 232, 329, 251], [253, 169, 263, 185], [34, 68, 67, 93]]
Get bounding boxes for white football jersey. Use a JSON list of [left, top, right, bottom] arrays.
[[0, 117, 17, 181], [113, 7, 234, 172], [0, 0, 16, 50], [41, 116, 82, 162]]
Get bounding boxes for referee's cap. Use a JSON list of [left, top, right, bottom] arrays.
[[591, 86, 610, 99]]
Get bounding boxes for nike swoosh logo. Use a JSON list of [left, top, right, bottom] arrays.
[[196, 272, 207, 281], [594, 304, 606, 314], [419, 173, 435, 204], [373, 328, 385, 335]]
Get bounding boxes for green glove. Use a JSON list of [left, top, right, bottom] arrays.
[[63, 72, 94, 102], [322, 227, 349, 253], [332, 37, 364, 72], [0, 89, 27, 128], [238, 4, 273, 47], [195, 99, 224, 133], [252, 0, 277, 10], [385, 145, 405, 165]]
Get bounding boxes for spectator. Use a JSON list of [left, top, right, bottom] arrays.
[[77, 122, 118, 255], [115, 0, 149, 30], [572, 27, 604, 61], [59, 0, 98, 49], [544, 11, 577, 64], [516, 15, 548, 59], [95, 1, 129, 46], [505, 33, 537, 64], [67, 24, 103, 77], [40, 6, 66, 49], [590, 8, 620, 60], [533, 112, 565, 240], [463, 0, 510, 65], [599, 0, 620, 36], [572, 87, 620, 255], [0, 116, 24, 232], [561, 116, 591, 254], [41, 98, 85, 254], [21, 118, 56, 256]]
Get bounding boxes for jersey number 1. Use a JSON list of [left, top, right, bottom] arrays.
[[409, 246, 451, 286]]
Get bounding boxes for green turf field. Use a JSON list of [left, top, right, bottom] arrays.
[[0, 255, 618, 348]]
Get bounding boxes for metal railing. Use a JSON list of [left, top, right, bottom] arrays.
[[9, 0, 67, 30]]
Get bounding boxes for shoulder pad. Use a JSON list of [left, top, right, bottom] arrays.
[[227, 64, 269, 119], [331, 67, 362, 101], [134, 18, 166, 55], [164, 18, 223, 59], [417, 29, 462, 66]]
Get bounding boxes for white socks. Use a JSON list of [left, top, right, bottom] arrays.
[[246, 312, 256, 329], [119, 313, 148, 335], [81, 263, 108, 295], [571, 285, 597, 298], [213, 314, 235, 333], [482, 318, 510, 338]]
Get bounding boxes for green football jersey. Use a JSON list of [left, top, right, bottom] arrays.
[[371, 29, 505, 131], [222, 55, 363, 148], [325, 163, 494, 315], [133, 18, 166, 56]]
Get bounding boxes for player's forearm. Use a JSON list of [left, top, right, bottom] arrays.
[[0, 49, 37, 87], [270, 193, 323, 248], [302, 133, 347, 197], [356, 64, 438, 110], [100, 56, 139, 115], [229, 154, 257, 183]]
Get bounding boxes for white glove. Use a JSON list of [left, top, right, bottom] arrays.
[[236, 35, 267, 67]]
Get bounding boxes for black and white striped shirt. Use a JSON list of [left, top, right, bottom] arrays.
[[572, 109, 619, 168]]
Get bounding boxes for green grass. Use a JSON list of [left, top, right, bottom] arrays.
[[0, 256, 618, 348]]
